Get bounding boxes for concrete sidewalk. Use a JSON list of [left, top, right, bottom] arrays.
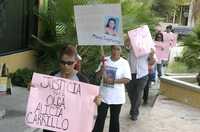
[[0, 82, 159, 132], [1, 81, 200, 132], [0, 86, 31, 132]]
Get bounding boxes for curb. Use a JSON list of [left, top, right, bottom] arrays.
[[24, 128, 42, 132]]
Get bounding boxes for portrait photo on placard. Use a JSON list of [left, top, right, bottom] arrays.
[[104, 16, 120, 37]]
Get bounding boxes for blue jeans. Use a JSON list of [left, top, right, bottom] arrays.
[[157, 64, 162, 78]]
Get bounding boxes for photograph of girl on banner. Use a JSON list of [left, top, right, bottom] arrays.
[[105, 17, 119, 37]]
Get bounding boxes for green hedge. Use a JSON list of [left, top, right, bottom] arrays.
[[10, 68, 34, 88]]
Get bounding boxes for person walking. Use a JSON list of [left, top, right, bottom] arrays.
[[92, 45, 131, 132], [126, 37, 155, 121]]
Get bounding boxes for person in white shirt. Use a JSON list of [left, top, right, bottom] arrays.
[[92, 45, 131, 132], [125, 38, 155, 121]]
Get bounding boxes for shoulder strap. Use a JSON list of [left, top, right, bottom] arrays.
[[49, 69, 60, 76], [77, 72, 89, 83]]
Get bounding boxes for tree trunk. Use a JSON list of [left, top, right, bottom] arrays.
[[188, 0, 194, 27], [179, 6, 183, 24], [173, 9, 176, 24]]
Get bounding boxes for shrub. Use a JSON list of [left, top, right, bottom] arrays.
[[10, 68, 34, 88], [180, 24, 200, 70]]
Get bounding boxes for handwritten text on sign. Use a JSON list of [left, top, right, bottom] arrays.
[[25, 73, 99, 132], [128, 25, 154, 58]]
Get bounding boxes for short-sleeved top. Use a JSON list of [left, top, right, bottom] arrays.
[[128, 49, 149, 79], [98, 56, 131, 105]]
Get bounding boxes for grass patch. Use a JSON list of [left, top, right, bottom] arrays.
[[166, 61, 198, 73]]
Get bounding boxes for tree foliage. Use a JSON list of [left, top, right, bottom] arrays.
[[152, 0, 176, 19], [31, 0, 160, 78], [122, 0, 159, 33], [180, 24, 200, 71]]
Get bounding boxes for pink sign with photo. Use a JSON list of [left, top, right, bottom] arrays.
[[155, 41, 170, 62], [162, 32, 177, 48], [25, 73, 99, 132], [128, 25, 154, 58]]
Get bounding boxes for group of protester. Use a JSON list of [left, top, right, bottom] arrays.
[[39, 25, 175, 132]]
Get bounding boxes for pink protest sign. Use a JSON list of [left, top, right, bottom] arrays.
[[128, 25, 154, 57], [25, 73, 99, 132], [155, 41, 170, 62], [162, 32, 177, 48]]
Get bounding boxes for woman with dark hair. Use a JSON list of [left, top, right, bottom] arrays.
[[155, 32, 164, 78], [105, 18, 117, 36], [155, 32, 164, 42]]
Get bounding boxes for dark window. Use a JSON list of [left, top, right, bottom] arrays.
[[0, 0, 38, 55]]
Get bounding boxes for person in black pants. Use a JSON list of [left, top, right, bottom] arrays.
[[92, 45, 131, 132], [92, 102, 122, 132], [127, 74, 148, 120], [126, 36, 156, 121]]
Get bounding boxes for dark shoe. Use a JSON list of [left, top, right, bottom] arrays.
[[129, 110, 132, 116], [130, 116, 137, 121], [143, 100, 148, 105]]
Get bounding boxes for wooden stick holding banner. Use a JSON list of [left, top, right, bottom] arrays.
[[100, 46, 105, 86]]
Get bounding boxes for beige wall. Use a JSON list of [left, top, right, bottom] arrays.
[[160, 80, 200, 108], [0, 50, 36, 73]]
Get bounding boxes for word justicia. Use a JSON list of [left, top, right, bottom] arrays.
[[39, 77, 81, 96]]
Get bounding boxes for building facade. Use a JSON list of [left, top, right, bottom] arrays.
[[0, 0, 40, 72]]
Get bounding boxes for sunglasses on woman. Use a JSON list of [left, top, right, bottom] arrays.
[[60, 60, 75, 65]]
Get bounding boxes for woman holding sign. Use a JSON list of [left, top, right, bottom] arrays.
[[92, 45, 131, 132], [43, 45, 101, 132], [155, 32, 164, 78]]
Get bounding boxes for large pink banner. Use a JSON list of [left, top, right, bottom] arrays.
[[155, 41, 170, 62], [128, 25, 154, 58], [25, 73, 99, 132], [162, 32, 177, 48]]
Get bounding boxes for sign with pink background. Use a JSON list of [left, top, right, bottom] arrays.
[[128, 25, 154, 58], [162, 32, 177, 48], [155, 41, 170, 62], [25, 73, 99, 132]]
